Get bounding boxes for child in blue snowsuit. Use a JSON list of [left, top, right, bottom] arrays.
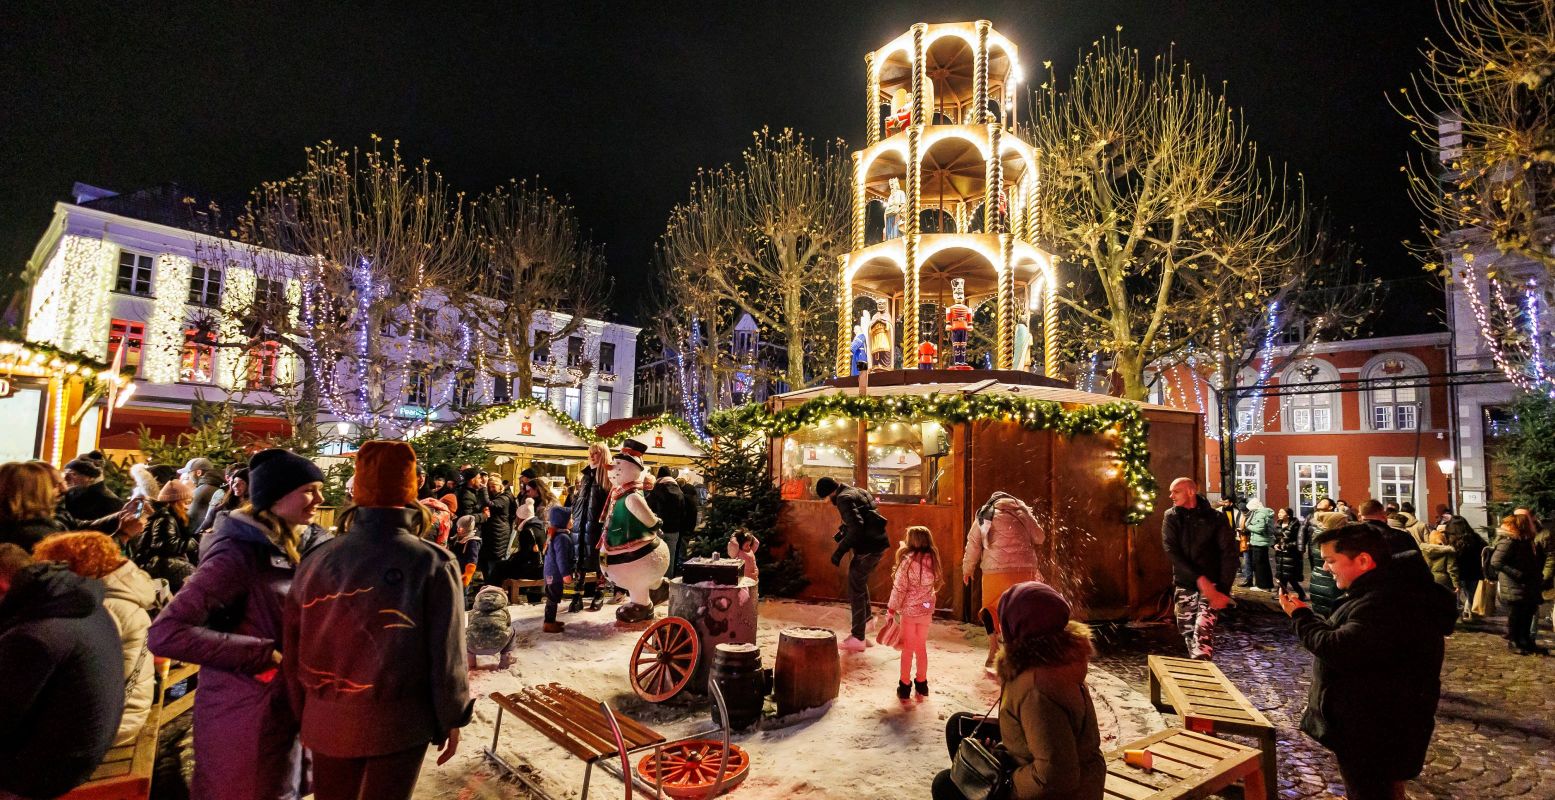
[[543, 506, 577, 633]]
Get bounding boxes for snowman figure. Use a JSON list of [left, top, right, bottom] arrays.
[[598, 438, 670, 623]]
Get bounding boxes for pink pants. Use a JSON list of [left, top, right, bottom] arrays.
[[899, 616, 931, 683]]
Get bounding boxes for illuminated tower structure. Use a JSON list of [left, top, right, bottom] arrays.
[[836, 21, 1059, 376]]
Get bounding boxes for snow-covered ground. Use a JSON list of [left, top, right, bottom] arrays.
[[413, 598, 1165, 799]]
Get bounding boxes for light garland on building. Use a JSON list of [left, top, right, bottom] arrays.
[[24, 235, 118, 360], [142, 254, 193, 383], [216, 265, 256, 389], [1460, 262, 1555, 398], [1234, 300, 1280, 442], [712, 392, 1155, 523]]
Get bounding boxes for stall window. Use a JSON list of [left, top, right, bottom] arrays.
[[865, 419, 954, 504], [179, 327, 216, 383], [108, 320, 144, 376], [777, 417, 859, 500], [247, 341, 280, 389]]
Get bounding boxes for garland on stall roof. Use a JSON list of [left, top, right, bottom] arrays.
[[603, 413, 708, 446], [445, 397, 600, 443], [0, 334, 133, 393], [711, 392, 1156, 524]]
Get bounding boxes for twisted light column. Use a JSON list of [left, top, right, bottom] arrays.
[[997, 233, 1015, 369], [865, 52, 880, 146], [903, 125, 922, 368], [974, 20, 991, 124]]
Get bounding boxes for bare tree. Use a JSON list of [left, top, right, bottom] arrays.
[[1400, 0, 1555, 395], [656, 128, 851, 389], [1029, 36, 1310, 400], [470, 180, 609, 398], [209, 137, 478, 437]]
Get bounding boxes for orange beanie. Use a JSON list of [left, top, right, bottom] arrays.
[[353, 440, 420, 508]]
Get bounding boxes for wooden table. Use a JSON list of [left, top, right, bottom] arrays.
[[1147, 655, 1277, 789], [1104, 728, 1268, 800]]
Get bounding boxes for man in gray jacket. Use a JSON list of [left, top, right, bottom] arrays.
[[181, 457, 222, 535]]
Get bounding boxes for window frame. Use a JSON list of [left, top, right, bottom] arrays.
[[108, 319, 145, 377], [1362, 353, 1428, 433], [178, 326, 217, 384], [115, 251, 155, 297], [188, 264, 223, 308], [598, 342, 616, 375], [595, 386, 613, 423]]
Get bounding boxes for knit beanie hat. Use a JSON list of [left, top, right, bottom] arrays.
[[353, 440, 419, 508], [515, 497, 536, 522], [998, 581, 1071, 643], [158, 479, 193, 503], [248, 448, 326, 511], [440, 493, 458, 510], [520, 467, 538, 480], [64, 458, 102, 479], [547, 506, 571, 529]]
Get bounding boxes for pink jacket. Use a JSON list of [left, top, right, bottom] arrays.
[[726, 536, 759, 583], [888, 552, 939, 618], [963, 495, 1046, 576]]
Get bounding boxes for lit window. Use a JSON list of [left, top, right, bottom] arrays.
[[564, 387, 582, 420], [1365, 356, 1424, 432], [115, 252, 154, 296], [179, 327, 216, 383], [1234, 461, 1261, 500], [247, 341, 280, 389], [531, 385, 548, 402], [108, 320, 145, 376], [188, 265, 223, 307], [595, 387, 613, 422], [1377, 463, 1416, 508], [598, 342, 616, 375], [1281, 360, 1339, 432]]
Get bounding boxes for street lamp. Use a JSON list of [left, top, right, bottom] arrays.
[[1437, 458, 1457, 513]]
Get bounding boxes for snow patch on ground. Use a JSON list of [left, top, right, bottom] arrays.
[[415, 598, 1164, 799]]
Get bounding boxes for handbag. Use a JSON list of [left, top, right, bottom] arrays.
[[950, 692, 1010, 800], [876, 611, 903, 648]]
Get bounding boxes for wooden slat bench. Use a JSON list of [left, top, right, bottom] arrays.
[[159, 661, 198, 724], [1104, 728, 1268, 800], [60, 701, 161, 800], [504, 573, 600, 604], [486, 683, 668, 799], [1147, 655, 1277, 790]]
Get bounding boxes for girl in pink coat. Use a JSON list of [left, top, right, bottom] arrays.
[[887, 525, 941, 701]]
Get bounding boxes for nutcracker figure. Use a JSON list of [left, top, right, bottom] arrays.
[[946, 278, 973, 370], [917, 340, 938, 369], [868, 310, 894, 370]]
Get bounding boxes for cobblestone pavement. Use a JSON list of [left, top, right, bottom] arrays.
[[1093, 589, 1555, 799]]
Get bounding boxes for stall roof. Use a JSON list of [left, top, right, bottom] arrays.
[[772, 377, 1188, 415]]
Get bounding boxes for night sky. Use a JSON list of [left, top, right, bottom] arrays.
[[0, 2, 1439, 327]]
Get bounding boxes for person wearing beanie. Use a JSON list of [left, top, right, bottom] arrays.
[[815, 476, 890, 651], [931, 581, 1104, 800], [479, 476, 514, 588], [500, 498, 545, 594], [647, 463, 687, 579], [282, 441, 471, 800], [62, 458, 123, 522], [33, 531, 162, 746], [133, 478, 197, 593], [147, 448, 324, 800], [542, 505, 577, 633], [452, 515, 482, 587]]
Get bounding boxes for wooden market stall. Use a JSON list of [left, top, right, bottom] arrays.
[[764, 370, 1201, 622], [0, 336, 132, 466], [596, 414, 707, 474], [458, 400, 597, 490]]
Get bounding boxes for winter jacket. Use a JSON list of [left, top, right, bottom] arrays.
[[64, 480, 124, 523], [828, 484, 890, 560], [1420, 542, 1459, 592], [506, 517, 546, 580], [544, 530, 577, 584], [648, 479, 687, 533], [998, 662, 1106, 800], [0, 516, 65, 552], [102, 560, 160, 745], [136, 504, 199, 593], [887, 551, 938, 618], [483, 490, 514, 549], [1245, 507, 1275, 547], [1542, 531, 1555, 603], [1161, 496, 1239, 593], [146, 511, 304, 800], [1491, 535, 1545, 605], [186, 474, 222, 540], [283, 506, 472, 758], [1291, 560, 1456, 780], [1446, 517, 1486, 584], [572, 466, 608, 530], [963, 493, 1045, 577], [1273, 519, 1306, 585], [456, 483, 488, 519], [1399, 512, 1429, 543], [0, 563, 125, 799], [726, 536, 759, 583], [680, 484, 701, 535], [1363, 519, 1435, 589]]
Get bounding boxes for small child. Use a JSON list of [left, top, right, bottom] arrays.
[[452, 514, 482, 587], [887, 525, 941, 701], [542, 506, 577, 633], [726, 531, 760, 583], [466, 585, 519, 669]]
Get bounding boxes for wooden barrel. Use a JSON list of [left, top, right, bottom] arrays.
[[667, 577, 759, 692], [774, 627, 840, 716], [710, 643, 765, 730]]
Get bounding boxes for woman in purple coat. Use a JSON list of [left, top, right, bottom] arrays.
[[147, 449, 325, 800]]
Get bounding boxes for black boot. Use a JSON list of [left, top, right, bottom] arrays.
[[914, 679, 929, 697], [568, 595, 583, 614], [896, 681, 911, 700]]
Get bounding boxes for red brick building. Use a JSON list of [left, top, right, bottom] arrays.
[[1154, 333, 1454, 517]]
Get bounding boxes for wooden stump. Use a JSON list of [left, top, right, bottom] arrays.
[[667, 577, 759, 693], [774, 627, 840, 717]]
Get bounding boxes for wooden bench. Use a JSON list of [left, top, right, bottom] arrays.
[[159, 661, 198, 724], [1147, 655, 1277, 793], [60, 701, 161, 800], [485, 681, 732, 799], [503, 573, 600, 604], [1104, 728, 1268, 800]]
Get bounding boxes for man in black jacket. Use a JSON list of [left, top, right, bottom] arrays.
[[816, 476, 889, 652], [1357, 499, 1434, 588], [647, 466, 686, 578], [1280, 524, 1456, 800], [1161, 477, 1238, 660], [62, 458, 123, 522], [456, 468, 488, 518], [0, 545, 125, 800]]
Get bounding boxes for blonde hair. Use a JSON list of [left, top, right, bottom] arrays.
[[238, 502, 303, 564], [894, 525, 942, 589], [588, 442, 612, 487], [0, 461, 60, 523]]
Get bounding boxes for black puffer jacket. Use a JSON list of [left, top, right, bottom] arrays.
[[0, 517, 65, 552], [63, 481, 124, 523], [829, 484, 889, 559], [1446, 517, 1486, 584], [0, 563, 125, 799], [1161, 496, 1239, 593], [1491, 535, 1545, 605], [1292, 561, 1456, 779], [1273, 518, 1305, 585]]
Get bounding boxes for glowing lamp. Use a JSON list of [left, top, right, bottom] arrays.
[[1436, 458, 1456, 476]]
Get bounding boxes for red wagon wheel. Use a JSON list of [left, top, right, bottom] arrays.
[[630, 616, 700, 702], [636, 740, 750, 798]]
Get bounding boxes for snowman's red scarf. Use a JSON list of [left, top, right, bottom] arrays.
[[598, 479, 640, 525]]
